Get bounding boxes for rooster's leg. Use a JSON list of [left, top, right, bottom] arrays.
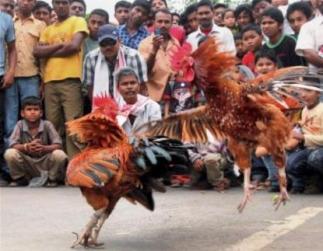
[[238, 167, 255, 213], [71, 208, 106, 248], [273, 167, 289, 210]]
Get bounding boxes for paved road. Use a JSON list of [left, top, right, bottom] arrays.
[[1, 187, 323, 251]]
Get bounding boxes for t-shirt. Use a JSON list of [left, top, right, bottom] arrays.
[[263, 34, 303, 67], [40, 16, 89, 83], [0, 11, 15, 76], [242, 51, 255, 72], [83, 36, 98, 58]]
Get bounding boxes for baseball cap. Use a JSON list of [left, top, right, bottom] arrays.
[[97, 24, 118, 44]]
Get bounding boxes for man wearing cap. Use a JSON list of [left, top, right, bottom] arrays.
[[286, 85, 323, 194], [33, 0, 88, 159], [83, 24, 148, 107]]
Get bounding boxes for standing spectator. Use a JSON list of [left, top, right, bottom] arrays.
[[150, 0, 167, 12], [117, 0, 150, 49], [261, 7, 303, 67], [4, 0, 46, 144], [180, 4, 198, 35], [32, 0, 52, 25], [186, 0, 236, 54], [286, 85, 323, 193], [295, 0, 323, 75], [33, 0, 88, 159], [254, 49, 279, 75], [0, 0, 14, 16], [69, 0, 86, 18], [222, 9, 237, 33], [4, 96, 67, 187], [241, 24, 263, 72], [172, 12, 180, 25], [0, 9, 16, 186], [116, 67, 161, 135], [251, 0, 272, 24], [234, 4, 255, 30], [213, 3, 227, 26], [234, 32, 245, 63], [286, 1, 313, 38], [114, 0, 131, 26], [139, 8, 179, 102], [83, 24, 147, 106], [84, 9, 109, 57]]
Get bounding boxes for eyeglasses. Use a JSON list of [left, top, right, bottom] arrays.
[[100, 39, 117, 47]]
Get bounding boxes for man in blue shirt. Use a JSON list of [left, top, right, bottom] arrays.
[[0, 9, 17, 186], [118, 0, 150, 49]]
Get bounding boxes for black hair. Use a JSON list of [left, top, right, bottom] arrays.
[[114, 0, 132, 11], [223, 8, 234, 18], [33, 0, 52, 13], [234, 4, 254, 23], [132, 0, 151, 15], [241, 24, 262, 36], [149, 0, 168, 7], [21, 96, 42, 110], [286, 1, 313, 21], [196, 0, 213, 11], [213, 3, 227, 10], [234, 32, 242, 41], [261, 7, 284, 24], [154, 8, 172, 19], [255, 48, 281, 67], [251, 0, 271, 9], [89, 9, 109, 23], [70, 0, 86, 10], [184, 3, 197, 16], [172, 12, 180, 19]]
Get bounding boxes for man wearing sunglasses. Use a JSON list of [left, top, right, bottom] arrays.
[[83, 24, 148, 108]]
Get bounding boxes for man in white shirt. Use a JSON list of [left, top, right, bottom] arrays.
[[295, 1, 323, 75], [115, 67, 161, 135], [186, 0, 236, 54]]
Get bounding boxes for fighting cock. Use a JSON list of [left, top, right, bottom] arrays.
[[137, 38, 322, 212], [66, 97, 188, 248]]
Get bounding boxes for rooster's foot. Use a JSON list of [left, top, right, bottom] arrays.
[[273, 187, 289, 211], [237, 183, 255, 213]]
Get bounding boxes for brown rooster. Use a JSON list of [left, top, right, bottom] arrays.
[[138, 38, 319, 212], [66, 96, 188, 248]]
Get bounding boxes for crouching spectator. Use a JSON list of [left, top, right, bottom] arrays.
[[286, 84, 323, 194], [188, 139, 231, 191], [4, 96, 67, 187]]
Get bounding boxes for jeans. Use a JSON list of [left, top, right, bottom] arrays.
[[286, 148, 323, 190], [4, 76, 40, 140], [0, 76, 6, 175], [261, 155, 279, 187]]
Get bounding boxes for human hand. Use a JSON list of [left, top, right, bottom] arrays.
[[152, 35, 164, 53], [193, 159, 204, 172], [1, 70, 15, 89]]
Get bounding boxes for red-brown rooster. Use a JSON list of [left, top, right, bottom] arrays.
[[66, 96, 188, 248], [138, 38, 321, 212]]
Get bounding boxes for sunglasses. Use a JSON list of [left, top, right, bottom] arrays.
[[100, 39, 117, 47]]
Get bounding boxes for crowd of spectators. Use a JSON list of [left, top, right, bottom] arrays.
[[0, 0, 322, 194]]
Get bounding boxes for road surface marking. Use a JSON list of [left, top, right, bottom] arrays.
[[226, 207, 323, 251]]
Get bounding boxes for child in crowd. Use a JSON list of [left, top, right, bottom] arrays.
[[241, 24, 263, 72], [4, 97, 67, 187], [234, 32, 245, 64], [286, 1, 313, 38], [234, 4, 255, 30], [222, 9, 237, 33], [261, 7, 303, 67], [254, 48, 279, 76]]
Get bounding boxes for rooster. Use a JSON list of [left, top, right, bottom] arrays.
[[137, 38, 322, 212], [66, 96, 188, 248]]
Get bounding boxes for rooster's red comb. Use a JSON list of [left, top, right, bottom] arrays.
[[92, 93, 118, 120]]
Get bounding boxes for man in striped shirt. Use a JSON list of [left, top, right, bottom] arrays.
[[83, 24, 147, 106]]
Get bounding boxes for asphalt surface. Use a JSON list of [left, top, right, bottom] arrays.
[[1, 187, 323, 251]]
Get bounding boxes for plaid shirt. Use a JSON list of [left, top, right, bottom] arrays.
[[117, 24, 149, 49], [83, 46, 148, 92]]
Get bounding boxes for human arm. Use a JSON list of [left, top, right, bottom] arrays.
[[302, 49, 323, 68], [51, 32, 87, 57], [33, 42, 64, 58], [1, 41, 16, 89]]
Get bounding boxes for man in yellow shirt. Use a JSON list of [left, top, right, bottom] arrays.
[[34, 0, 88, 159], [4, 0, 46, 144]]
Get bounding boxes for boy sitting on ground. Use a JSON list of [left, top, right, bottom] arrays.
[[4, 96, 67, 187]]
